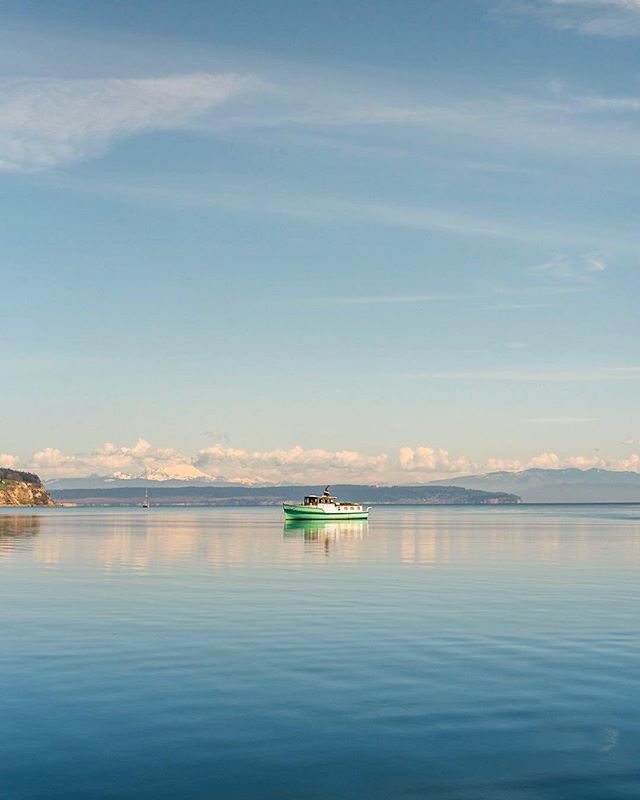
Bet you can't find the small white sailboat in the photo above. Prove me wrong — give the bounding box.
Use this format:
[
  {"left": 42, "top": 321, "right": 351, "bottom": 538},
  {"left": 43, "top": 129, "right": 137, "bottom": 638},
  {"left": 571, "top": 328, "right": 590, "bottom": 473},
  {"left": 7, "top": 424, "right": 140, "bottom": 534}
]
[{"left": 142, "top": 489, "right": 149, "bottom": 509}]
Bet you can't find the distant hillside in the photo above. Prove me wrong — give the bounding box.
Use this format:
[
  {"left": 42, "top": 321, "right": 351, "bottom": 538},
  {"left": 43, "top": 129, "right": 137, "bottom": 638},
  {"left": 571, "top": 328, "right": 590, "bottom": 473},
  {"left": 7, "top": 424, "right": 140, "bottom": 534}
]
[
  {"left": 49, "top": 483, "right": 520, "bottom": 507},
  {"left": 0, "top": 468, "right": 55, "bottom": 506},
  {"left": 433, "top": 468, "right": 640, "bottom": 503}
]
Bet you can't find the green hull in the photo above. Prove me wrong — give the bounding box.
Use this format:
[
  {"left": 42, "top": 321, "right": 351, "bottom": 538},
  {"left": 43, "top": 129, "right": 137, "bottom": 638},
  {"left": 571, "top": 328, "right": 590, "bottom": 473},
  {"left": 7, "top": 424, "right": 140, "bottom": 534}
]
[{"left": 283, "top": 503, "right": 369, "bottom": 520}]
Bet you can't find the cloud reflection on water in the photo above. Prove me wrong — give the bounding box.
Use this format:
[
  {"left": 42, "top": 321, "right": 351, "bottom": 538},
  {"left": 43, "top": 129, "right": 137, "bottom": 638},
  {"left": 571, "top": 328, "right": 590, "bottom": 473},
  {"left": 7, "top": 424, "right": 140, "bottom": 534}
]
[
  {"left": 0, "top": 507, "right": 639, "bottom": 574},
  {"left": 0, "top": 515, "right": 41, "bottom": 559}
]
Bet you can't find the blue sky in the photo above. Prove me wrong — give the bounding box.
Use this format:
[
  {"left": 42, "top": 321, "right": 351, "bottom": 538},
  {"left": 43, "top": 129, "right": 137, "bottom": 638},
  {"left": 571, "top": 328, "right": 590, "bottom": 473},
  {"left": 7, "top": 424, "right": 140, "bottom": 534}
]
[{"left": 1, "top": 0, "right": 640, "bottom": 483}]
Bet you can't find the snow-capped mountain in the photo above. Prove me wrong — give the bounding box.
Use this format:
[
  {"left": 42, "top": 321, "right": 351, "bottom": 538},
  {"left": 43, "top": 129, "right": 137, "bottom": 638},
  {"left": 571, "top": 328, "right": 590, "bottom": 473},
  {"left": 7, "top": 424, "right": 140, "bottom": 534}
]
[
  {"left": 137, "top": 464, "right": 212, "bottom": 482},
  {"left": 46, "top": 464, "right": 218, "bottom": 490}
]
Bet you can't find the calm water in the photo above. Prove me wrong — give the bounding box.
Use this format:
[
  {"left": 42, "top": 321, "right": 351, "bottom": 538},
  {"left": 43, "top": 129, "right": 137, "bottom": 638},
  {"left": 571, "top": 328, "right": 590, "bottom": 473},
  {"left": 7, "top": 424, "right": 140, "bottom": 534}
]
[{"left": 1, "top": 506, "right": 639, "bottom": 799}]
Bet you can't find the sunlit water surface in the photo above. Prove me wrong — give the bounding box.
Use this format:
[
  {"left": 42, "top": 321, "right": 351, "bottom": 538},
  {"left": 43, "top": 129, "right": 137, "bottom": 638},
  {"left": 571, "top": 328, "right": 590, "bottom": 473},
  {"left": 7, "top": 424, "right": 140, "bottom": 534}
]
[{"left": 1, "top": 505, "right": 639, "bottom": 799}]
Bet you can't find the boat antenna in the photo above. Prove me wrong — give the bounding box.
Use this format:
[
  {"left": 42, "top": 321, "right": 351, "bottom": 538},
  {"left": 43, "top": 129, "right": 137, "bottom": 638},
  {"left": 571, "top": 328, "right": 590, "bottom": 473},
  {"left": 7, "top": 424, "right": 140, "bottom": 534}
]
[{"left": 324, "top": 485, "right": 330, "bottom": 496}]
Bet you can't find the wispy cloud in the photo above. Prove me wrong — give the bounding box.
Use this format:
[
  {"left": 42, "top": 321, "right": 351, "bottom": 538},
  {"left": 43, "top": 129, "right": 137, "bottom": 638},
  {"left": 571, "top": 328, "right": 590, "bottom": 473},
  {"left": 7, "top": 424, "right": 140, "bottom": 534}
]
[
  {"left": 57, "top": 176, "right": 639, "bottom": 250},
  {"left": 58, "top": 178, "right": 558, "bottom": 243},
  {"left": 482, "top": 303, "right": 552, "bottom": 310},
  {"left": 5, "top": 64, "right": 640, "bottom": 179},
  {"left": 528, "top": 416, "right": 595, "bottom": 423},
  {"left": 585, "top": 252, "right": 607, "bottom": 272},
  {"left": 5, "top": 12, "right": 640, "bottom": 178},
  {"left": 494, "top": 0, "right": 640, "bottom": 37},
  {"left": 219, "top": 64, "right": 640, "bottom": 170},
  {"left": 406, "top": 367, "right": 640, "bottom": 382},
  {"left": 0, "top": 73, "right": 257, "bottom": 171},
  {"left": 531, "top": 252, "right": 608, "bottom": 282},
  {"left": 332, "top": 294, "right": 457, "bottom": 305}
]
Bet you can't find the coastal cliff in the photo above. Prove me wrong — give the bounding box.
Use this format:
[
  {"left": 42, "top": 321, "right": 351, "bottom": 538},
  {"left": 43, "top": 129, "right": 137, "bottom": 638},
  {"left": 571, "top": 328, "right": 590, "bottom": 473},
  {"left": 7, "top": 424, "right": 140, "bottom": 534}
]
[{"left": 0, "top": 468, "right": 55, "bottom": 506}]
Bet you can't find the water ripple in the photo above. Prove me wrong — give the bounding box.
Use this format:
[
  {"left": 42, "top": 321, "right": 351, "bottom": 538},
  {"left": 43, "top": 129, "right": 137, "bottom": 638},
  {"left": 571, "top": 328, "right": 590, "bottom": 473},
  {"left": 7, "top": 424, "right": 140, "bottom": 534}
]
[{"left": 1, "top": 506, "right": 639, "bottom": 798}]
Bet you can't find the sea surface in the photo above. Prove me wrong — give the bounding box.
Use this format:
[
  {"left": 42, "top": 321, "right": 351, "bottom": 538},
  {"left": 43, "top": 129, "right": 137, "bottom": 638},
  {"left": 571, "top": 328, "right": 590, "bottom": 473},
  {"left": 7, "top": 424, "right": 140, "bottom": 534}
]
[{"left": 1, "top": 505, "right": 639, "bottom": 799}]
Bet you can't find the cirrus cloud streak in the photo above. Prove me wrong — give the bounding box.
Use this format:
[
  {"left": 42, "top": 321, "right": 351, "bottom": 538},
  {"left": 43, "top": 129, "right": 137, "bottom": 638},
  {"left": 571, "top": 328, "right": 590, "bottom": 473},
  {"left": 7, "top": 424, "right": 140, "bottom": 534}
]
[
  {"left": 0, "top": 72, "right": 257, "bottom": 171},
  {"left": 494, "top": 0, "right": 640, "bottom": 37}
]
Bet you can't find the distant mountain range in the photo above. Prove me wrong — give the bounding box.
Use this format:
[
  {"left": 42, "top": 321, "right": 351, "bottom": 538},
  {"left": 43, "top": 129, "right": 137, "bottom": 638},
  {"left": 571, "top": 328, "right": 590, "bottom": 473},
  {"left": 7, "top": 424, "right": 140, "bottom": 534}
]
[
  {"left": 432, "top": 468, "right": 640, "bottom": 503},
  {"left": 45, "top": 468, "right": 640, "bottom": 504},
  {"left": 49, "top": 483, "right": 519, "bottom": 507}
]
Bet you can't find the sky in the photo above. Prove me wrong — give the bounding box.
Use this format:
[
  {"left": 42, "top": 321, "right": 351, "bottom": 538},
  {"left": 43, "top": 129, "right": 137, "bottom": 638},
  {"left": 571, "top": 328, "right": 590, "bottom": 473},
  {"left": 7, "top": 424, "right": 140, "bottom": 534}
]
[{"left": 1, "top": 0, "right": 640, "bottom": 484}]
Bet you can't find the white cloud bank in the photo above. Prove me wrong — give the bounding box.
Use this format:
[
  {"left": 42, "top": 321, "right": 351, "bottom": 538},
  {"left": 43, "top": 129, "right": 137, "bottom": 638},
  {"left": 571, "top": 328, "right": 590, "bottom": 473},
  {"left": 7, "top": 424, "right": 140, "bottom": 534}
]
[
  {"left": 194, "top": 445, "right": 388, "bottom": 484},
  {"left": 30, "top": 439, "right": 208, "bottom": 480},
  {"left": 398, "top": 446, "right": 640, "bottom": 475},
  {"left": 398, "top": 447, "right": 475, "bottom": 474},
  {"left": 4, "top": 439, "right": 640, "bottom": 483},
  {"left": 14, "top": 439, "right": 388, "bottom": 484},
  {"left": 0, "top": 72, "right": 256, "bottom": 171}
]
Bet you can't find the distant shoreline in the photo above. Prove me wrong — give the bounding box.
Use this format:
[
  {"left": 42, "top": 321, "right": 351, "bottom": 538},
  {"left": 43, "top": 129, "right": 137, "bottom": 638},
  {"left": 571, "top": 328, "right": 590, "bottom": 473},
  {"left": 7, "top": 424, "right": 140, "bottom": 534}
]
[{"left": 8, "top": 500, "right": 639, "bottom": 510}]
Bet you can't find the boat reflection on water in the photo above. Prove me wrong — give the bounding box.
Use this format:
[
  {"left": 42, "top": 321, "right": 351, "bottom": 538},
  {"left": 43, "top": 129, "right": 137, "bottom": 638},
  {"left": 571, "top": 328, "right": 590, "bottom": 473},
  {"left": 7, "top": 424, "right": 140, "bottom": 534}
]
[
  {"left": 284, "top": 518, "right": 367, "bottom": 540},
  {"left": 284, "top": 518, "right": 368, "bottom": 555}
]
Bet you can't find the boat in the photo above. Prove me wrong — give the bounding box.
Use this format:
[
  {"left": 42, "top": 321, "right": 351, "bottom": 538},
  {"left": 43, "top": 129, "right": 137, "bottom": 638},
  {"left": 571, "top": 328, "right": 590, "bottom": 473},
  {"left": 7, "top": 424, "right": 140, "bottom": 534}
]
[
  {"left": 142, "top": 489, "right": 149, "bottom": 509},
  {"left": 283, "top": 486, "right": 370, "bottom": 520}
]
